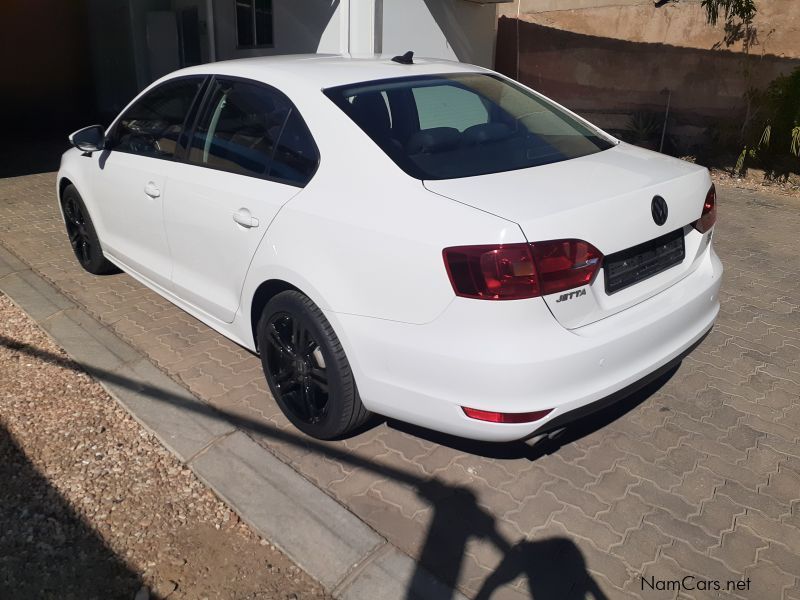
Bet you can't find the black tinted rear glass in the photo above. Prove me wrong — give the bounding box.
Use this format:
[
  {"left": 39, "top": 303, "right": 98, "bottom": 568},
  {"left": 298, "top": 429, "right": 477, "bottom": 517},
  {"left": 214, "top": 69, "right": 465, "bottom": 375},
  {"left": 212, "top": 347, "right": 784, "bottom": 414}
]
[{"left": 324, "top": 73, "right": 613, "bottom": 180}]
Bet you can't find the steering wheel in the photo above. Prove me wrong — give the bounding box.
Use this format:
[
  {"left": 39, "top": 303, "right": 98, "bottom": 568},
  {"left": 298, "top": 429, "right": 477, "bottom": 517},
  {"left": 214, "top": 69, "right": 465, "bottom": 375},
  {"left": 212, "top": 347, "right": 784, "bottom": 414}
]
[{"left": 127, "top": 132, "right": 163, "bottom": 156}]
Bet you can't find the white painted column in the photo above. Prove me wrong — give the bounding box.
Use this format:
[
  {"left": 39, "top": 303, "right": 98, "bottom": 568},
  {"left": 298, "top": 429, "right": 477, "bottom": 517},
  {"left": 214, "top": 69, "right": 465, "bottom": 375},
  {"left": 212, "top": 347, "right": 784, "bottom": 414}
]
[
  {"left": 339, "top": 0, "right": 351, "bottom": 54},
  {"left": 341, "top": 0, "right": 378, "bottom": 56}
]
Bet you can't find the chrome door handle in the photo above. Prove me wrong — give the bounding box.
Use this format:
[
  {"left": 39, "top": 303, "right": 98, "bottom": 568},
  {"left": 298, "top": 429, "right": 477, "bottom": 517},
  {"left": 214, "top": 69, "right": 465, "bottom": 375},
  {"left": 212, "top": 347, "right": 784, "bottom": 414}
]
[
  {"left": 144, "top": 181, "right": 161, "bottom": 198},
  {"left": 232, "top": 208, "right": 259, "bottom": 228}
]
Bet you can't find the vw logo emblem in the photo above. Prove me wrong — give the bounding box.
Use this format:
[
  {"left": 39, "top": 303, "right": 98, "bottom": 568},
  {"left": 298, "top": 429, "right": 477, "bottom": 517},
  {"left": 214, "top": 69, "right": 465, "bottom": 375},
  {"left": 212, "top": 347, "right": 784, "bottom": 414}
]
[{"left": 651, "top": 195, "right": 668, "bottom": 226}]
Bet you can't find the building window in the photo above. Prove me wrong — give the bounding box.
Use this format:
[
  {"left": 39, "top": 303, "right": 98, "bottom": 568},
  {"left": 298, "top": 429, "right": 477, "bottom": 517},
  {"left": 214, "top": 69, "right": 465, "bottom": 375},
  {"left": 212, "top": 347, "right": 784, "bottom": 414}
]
[{"left": 236, "top": 0, "right": 273, "bottom": 48}]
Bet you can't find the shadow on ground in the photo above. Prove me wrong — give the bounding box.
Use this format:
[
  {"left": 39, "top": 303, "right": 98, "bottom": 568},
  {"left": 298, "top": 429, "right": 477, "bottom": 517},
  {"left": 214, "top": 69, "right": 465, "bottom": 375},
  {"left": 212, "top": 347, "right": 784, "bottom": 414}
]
[
  {"left": 0, "top": 333, "right": 674, "bottom": 599},
  {"left": 0, "top": 421, "right": 140, "bottom": 599},
  {"left": 388, "top": 366, "right": 676, "bottom": 462}
]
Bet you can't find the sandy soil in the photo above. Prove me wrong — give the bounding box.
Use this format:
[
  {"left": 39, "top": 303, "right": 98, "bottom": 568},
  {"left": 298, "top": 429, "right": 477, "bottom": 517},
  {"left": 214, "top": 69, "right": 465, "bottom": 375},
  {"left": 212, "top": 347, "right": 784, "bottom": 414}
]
[
  {"left": 0, "top": 292, "right": 331, "bottom": 600},
  {"left": 710, "top": 167, "right": 800, "bottom": 199}
]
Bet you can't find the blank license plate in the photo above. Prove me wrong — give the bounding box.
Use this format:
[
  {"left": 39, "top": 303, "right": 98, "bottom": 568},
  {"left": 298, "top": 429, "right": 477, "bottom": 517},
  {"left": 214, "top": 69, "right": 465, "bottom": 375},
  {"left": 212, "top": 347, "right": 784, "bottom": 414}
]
[{"left": 604, "top": 229, "right": 685, "bottom": 294}]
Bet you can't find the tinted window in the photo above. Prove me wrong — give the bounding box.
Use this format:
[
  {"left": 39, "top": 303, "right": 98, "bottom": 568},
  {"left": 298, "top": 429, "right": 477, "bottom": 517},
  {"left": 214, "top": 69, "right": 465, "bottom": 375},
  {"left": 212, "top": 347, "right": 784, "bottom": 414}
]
[
  {"left": 254, "top": 0, "right": 273, "bottom": 46},
  {"left": 188, "top": 79, "right": 318, "bottom": 185},
  {"left": 113, "top": 78, "right": 203, "bottom": 158},
  {"left": 270, "top": 109, "right": 319, "bottom": 185},
  {"left": 236, "top": 0, "right": 273, "bottom": 48},
  {"left": 189, "top": 80, "right": 288, "bottom": 177},
  {"left": 324, "top": 74, "right": 614, "bottom": 180},
  {"left": 236, "top": 0, "right": 254, "bottom": 46},
  {"left": 412, "top": 85, "right": 488, "bottom": 132}
]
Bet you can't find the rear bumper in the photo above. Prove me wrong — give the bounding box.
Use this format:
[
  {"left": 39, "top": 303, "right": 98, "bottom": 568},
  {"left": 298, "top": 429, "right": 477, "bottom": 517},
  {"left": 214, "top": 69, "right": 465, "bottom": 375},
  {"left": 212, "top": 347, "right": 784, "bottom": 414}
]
[
  {"left": 533, "top": 327, "right": 710, "bottom": 437},
  {"left": 330, "top": 246, "right": 722, "bottom": 442}
]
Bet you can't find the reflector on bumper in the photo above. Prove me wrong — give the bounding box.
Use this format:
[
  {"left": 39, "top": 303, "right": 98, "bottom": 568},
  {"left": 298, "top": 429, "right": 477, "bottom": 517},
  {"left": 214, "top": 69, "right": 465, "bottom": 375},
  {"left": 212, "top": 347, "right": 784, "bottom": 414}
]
[{"left": 461, "top": 407, "right": 553, "bottom": 424}]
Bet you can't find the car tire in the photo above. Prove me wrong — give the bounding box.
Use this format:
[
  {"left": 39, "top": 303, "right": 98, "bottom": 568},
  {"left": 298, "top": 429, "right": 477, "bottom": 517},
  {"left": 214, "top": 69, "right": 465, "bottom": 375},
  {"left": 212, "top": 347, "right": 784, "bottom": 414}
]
[
  {"left": 61, "top": 184, "right": 119, "bottom": 275},
  {"left": 257, "top": 290, "right": 369, "bottom": 440}
]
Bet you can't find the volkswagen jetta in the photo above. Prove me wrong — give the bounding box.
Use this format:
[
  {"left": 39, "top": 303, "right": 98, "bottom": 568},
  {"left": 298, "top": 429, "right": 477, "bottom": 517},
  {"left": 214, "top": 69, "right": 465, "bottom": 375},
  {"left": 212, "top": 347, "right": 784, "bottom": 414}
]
[{"left": 57, "top": 54, "right": 722, "bottom": 441}]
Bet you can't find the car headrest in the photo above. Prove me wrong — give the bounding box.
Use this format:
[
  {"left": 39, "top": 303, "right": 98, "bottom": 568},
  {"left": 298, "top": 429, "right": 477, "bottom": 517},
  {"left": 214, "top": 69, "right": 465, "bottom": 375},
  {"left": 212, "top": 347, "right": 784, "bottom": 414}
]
[
  {"left": 462, "top": 123, "right": 512, "bottom": 145},
  {"left": 406, "top": 127, "right": 461, "bottom": 154}
]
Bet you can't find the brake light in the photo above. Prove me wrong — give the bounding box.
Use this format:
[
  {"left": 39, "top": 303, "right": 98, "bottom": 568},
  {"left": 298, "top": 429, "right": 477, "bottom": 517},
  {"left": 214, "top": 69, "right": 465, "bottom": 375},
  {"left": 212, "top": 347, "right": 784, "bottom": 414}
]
[
  {"left": 462, "top": 406, "right": 553, "bottom": 423},
  {"left": 443, "top": 239, "right": 602, "bottom": 300},
  {"left": 442, "top": 243, "right": 539, "bottom": 300},
  {"left": 531, "top": 239, "right": 603, "bottom": 296},
  {"left": 694, "top": 184, "right": 717, "bottom": 233}
]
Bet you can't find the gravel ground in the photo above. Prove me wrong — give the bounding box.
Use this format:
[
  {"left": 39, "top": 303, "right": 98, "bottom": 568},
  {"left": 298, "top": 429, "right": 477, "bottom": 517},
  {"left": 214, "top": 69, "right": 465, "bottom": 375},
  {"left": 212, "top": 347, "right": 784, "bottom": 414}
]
[
  {"left": 710, "top": 167, "right": 800, "bottom": 198},
  {"left": 0, "top": 292, "right": 331, "bottom": 600}
]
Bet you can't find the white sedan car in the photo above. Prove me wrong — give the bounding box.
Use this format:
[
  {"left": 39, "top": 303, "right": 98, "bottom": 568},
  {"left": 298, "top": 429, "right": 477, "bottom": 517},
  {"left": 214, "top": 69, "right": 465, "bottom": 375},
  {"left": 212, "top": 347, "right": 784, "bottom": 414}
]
[{"left": 58, "top": 54, "right": 722, "bottom": 442}]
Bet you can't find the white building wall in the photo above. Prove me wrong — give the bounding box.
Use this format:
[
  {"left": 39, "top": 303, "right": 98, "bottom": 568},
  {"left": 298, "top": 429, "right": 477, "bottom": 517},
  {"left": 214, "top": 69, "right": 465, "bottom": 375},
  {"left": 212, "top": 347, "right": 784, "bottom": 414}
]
[
  {"left": 380, "top": 0, "right": 496, "bottom": 67},
  {"left": 211, "top": 0, "right": 496, "bottom": 67},
  {"left": 317, "top": 6, "right": 341, "bottom": 53},
  {"left": 212, "top": 0, "right": 340, "bottom": 60}
]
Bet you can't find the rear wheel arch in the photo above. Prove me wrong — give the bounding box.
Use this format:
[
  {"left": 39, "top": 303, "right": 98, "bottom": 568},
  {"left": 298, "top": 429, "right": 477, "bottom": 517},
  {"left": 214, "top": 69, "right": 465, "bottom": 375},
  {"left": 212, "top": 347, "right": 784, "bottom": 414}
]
[
  {"left": 250, "top": 279, "right": 301, "bottom": 351},
  {"left": 256, "top": 288, "right": 370, "bottom": 439}
]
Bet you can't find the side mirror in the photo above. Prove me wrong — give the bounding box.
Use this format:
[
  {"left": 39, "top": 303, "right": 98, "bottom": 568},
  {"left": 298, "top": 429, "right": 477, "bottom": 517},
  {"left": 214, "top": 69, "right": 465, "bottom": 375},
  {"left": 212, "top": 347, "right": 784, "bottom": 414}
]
[{"left": 69, "top": 125, "right": 106, "bottom": 153}]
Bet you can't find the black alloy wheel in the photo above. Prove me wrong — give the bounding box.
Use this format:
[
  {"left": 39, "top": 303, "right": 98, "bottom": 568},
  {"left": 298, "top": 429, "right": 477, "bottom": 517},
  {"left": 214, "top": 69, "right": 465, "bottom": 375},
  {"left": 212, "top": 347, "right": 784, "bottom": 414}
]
[
  {"left": 264, "top": 311, "right": 330, "bottom": 425},
  {"left": 63, "top": 193, "right": 92, "bottom": 267},
  {"left": 61, "top": 185, "right": 119, "bottom": 275},
  {"left": 258, "top": 290, "right": 369, "bottom": 439}
]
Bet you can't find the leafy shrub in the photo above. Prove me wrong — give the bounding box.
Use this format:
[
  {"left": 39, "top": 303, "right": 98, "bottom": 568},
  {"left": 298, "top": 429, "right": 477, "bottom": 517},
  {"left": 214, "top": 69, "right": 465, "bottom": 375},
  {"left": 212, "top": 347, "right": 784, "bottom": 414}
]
[
  {"left": 625, "top": 112, "right": 663, "bottom": 148},
  {"left": 737, "top": 67, "right": 800, "bottom": 175}
]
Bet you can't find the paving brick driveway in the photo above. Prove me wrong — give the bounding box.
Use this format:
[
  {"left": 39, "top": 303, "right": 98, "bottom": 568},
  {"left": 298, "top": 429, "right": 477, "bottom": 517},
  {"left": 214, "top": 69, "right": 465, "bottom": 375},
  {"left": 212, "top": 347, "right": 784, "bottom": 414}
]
[{"left": 1, "top": 173, "right": 799, "bottom": 599}]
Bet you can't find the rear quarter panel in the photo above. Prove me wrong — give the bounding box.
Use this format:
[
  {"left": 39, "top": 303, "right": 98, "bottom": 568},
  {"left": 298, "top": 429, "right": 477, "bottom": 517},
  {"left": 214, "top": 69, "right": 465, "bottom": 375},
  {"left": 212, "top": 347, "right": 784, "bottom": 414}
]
[
  {"left": 240, "top": 82, "right": 525, "bottom": 323},
  {"left": 237, "top": 80, "right": 525, "bottom": 328},
  {"left": 241, "top": 165, "right": 524, "bottom": 327}
]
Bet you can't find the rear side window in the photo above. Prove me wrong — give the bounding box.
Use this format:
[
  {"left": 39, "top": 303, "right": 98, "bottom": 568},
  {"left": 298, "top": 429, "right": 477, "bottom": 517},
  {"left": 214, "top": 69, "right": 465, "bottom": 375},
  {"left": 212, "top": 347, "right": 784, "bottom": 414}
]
[
  {"left": 324, "top": 73, "right": 613, "bottom": 180},
  {"left": 112, "top": 77, "right": 204, "bottom": 159},
  {"left": 187, "top": 79, "right": 318, "bottom": 185},
  {"left": 269, "top": 110, "right": 319, "bottom": 185}
]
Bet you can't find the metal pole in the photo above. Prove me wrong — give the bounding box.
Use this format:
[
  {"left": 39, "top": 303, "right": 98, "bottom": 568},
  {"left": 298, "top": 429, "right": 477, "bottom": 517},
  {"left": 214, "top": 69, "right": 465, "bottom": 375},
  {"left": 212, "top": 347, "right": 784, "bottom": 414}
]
[
  {"left": 659, "top": 89, "right": 671, "bottom": 153},
  {"left": 206, "top": 0, "right": 216, "bottom": 62}
]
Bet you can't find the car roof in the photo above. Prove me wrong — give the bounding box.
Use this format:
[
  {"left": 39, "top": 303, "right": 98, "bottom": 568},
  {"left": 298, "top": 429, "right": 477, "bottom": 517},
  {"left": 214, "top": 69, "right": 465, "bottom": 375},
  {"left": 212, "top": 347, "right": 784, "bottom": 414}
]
[{"left": 171, "top": 53, "right": 488, "bottom": 91}]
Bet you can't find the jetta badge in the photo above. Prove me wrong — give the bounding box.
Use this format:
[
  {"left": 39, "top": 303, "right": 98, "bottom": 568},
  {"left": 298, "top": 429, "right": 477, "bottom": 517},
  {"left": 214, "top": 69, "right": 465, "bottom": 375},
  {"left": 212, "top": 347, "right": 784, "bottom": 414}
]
[
  {"left": 556, "top": 288, "right": 587, "bottom": 303},
  {"left": 651, "top": 195, "right": 668, "bottom": 226}
]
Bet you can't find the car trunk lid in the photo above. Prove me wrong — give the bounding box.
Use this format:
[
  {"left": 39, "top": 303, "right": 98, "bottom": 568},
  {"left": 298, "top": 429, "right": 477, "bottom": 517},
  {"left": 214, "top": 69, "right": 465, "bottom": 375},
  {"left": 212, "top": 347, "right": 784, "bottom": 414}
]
[{"left": 424, "top": 143, "right": 713, "bottom": 329}]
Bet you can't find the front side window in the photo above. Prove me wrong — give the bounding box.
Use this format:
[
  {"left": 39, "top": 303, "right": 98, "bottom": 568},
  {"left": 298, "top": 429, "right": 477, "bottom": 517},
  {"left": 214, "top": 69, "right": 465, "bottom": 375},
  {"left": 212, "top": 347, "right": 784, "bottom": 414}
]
[
  {"left": 187, "top": 79, "right": 318, "bottom": 185},
  {"left": 324, "top": 73, "right": 614, "bottom": 180},
  {"left": 112, "top": 77, "right": 204, "bottom": 159},
  {"left": 236, "top": 0, "right": 273, "bottom": 48}
]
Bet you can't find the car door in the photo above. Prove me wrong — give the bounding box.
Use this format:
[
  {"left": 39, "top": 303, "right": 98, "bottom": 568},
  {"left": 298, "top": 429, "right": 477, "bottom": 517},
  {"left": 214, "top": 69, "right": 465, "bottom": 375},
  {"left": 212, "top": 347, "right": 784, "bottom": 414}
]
[
  {"left": 94, "top": 76, "right": 206, "bottom": 288},
  {"left": 163, "top": 77, "right": 319, "bottom": 323}
]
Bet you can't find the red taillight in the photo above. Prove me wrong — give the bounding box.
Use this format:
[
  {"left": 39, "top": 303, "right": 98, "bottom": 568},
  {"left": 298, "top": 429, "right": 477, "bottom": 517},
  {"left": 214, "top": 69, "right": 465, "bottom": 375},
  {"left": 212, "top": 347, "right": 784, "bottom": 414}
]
[
  {"left": 531, "top": 239, "right": 603, "bottom": 296},
  {"left": 443, "top": 239, "right": 602, "bottom": 300},
  {"left": 462, "top": 406, "right": 553, "bottom": 423},
  {"left": 694, "top": 184, "right": 717, "bottom": 233},
  {"left": 443, "top": 243, "right": 539, "bottom": 300}
]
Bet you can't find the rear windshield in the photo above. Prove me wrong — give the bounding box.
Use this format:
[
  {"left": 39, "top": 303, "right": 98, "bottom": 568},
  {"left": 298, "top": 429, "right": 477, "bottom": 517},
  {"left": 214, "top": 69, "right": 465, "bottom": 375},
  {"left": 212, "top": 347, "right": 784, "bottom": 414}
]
[{"left": 324, "top": 73, "right": 614, "bottom": 180}]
